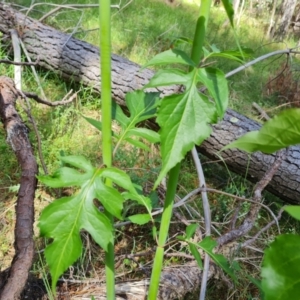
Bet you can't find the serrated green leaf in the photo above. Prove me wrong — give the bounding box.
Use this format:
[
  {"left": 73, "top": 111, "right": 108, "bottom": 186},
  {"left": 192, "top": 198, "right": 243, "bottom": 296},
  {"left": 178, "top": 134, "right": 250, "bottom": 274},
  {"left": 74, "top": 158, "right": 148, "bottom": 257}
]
[
  {"left": 112, "top": 91, "right": 160, "bottom": 152},
  {"left": 94, "top": 178, "right": 124, "bottom": 219},
  {"left": 82, "top": 115, "right": 118, "bottom": 138},
  {"left": 209, "top": 44, "right": 221, "bottom": 53},
  {"left": 186, "top": 224, "right": 198, "bottom": 239},
  {"left": 189, "top": 243, "right": 203, "bottom": 269},
  {"left": 206, "top": 52, "right": 244, "bottom": 63},
  {"left": 45, "top": 235, "right": 82, "bottom": 291},
  {"left": 112, "top": 102, "right": 130, "bottom": 127},
  {"left": 60, "top": 155, "right": 94, "bottom": 172},
  {"left": 123, "top": 191, "right": 152, "bottom": 213},
  {"left": 39, "top": 191, "right": 113, "bottom": 291},
  {"left": 155, "top": 83, "right": 216, "bottom": 187},
  {"left": 223, "top": 109, "right": 300, "bottom": 154},
  {"left": 198, "top": 236, "right": 237, "bottom": 282},
  {"left": 100, "top": 167, "right": 136, "bottom": 192},
  {"left": 221, "top": 0, "right": 235, "bottom": 27},
  {"left": 145, "top": 69, "right": 192, "bottom": 88},
  {"left": 38, "top": 167, "right": 91, "bottom": 188},
  {"left": 125, "top": 91, "right": 160, "bottom": 123},
  {"left": 128, "top": 213, "right": 151, "bottom": 225},
  {"left": 149, "top": 191, "right": 159, "bottom": 208},
  {"left": 284, "top": 206, "right": 300, "bottom": 221},
  {"left": 172, "top": 36, "right": 193, "bottom": 47},
  {"left": 197, "top": 67, "right": 228, "bottom": 117},
  {"left": 38, "top": 158, "right": 143, "bottom": 291},
  {"left": 82, "top": 115, "right": 103, "bottom": 131},
  {"left": 262, "top": 234, "right": 300, "bottom": 300},
  {"left": 146, "top": 66, "right": 228, "bottom": 188},
  {"left": 206, "top": 48, "right": 253, "bottom": 61},
  {"left": 125, "top": 137, "right": 151, "bottom": 151},
  {"left": 142, "top": 48, "right": 196, "bottom": 69},
  {"left": 177, "top": 235, "right": 185, "bottom": 241},
  {"left": 127, "top": 128, "right": 160, "bottom": 143}
]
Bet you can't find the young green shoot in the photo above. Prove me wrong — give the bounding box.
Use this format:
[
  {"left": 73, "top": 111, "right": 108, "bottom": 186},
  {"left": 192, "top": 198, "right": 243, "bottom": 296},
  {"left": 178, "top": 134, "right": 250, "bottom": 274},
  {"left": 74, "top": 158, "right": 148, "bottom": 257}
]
[{"left": 98, "top": 0, "right": 115, "bottom": 298}]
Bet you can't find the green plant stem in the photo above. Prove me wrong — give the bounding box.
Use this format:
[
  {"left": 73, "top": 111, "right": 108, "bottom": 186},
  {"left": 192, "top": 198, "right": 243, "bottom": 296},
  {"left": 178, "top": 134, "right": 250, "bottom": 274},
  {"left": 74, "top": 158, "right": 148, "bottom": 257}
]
[
  {"left": 99, "top": 1, "right": 115, "bottom": 299},
  {"left": 192, "top": 2, "right": 212, "bottom": 300},
  {"left": 148, "top": 163, "right": 181, "bottom": 300},
  {"left": 190, "top": 0, "right": 212, "bottom": 67}
]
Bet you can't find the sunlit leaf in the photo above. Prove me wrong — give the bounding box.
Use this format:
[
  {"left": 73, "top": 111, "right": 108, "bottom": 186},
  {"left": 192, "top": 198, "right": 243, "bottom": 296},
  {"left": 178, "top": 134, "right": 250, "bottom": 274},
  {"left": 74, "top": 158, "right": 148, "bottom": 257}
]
[
  {"left": 205, "top": 48, "right": 253, "bottom": 62},
  {"left": 38, "top": 167, "right": 91, "bottom": 188},
  {"left": 124, "top": 137, "right": 151, "bottom": 151},
  {"left": 284, "top": 206, "right": 300, "bottom": 221},
  {"left": 221, "top": 0, "right": 234, "bottom": 27},
  {"left": 127, "top": 128, "right": 160, "bottom": 143},
  {"left": 123, "top": 191, "right": 152, "bottom": 213},
  {"left": 82, "top": 115, "right": 103, "bottom": 131},
  {"left": 186, "top": 224, "right": 198, "bottom": 239},
  {"left": 197, "top": 67, "right": 228, "bottom": 117},
  {"left": 262, "top": 234, "right": 300, "bottom": 300},
  {"left": 223, "top": 109, "right": 300, "bottom": 154},
  {"left": 189, "top": 243, "right": 203, "bottom": 268},
  {"left": 38, "top": 156, "right": 146, "bottom": 291},
  {"left": 60, "top": 155, "right": 94, "bottom": 172},
  {"left": 144, "top": 69, "right": 192, "bottom": 88},
  {"left": 142, "top": 48, "right": 196, "bottom": 69},
  {"left": 39, "top": 191, "right": 113, "bottom": 291},
  {"left": 154, "top": 68, "right": 217, "bottom": 187},
  {"left": 112, "top": 91, "right": 160, "bottom": 150},
  {"left": 128, "top": 213, "right": 151, "bottom": 225}
]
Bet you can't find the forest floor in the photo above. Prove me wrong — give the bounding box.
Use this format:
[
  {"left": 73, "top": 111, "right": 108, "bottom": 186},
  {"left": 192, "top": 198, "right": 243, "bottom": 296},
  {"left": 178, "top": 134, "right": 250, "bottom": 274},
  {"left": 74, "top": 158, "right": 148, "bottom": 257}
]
[{"left": 1, "top": 0, "right": 300, "bottom": 299}]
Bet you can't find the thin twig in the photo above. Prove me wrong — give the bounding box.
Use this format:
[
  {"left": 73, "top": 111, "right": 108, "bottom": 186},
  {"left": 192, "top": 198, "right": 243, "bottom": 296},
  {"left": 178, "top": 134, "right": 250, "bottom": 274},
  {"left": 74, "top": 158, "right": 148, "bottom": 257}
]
[
  {"left": 23, "top": 91, "right": 77, "bottom": 106},
  {"left": 242, "top": 207, "right": 285, "bottom": 248},
  {"left": 18, "top": 90, "right": 48, "bottom": 175},
  {"left": 114, "top": 185, "right": 280, "bottom": 230},
  {"left": 24, "top": 3, "right": 119, "bottom": 20},
  {"left": 225, "top": 48, "right": 300, "bottom": 79},
  {"left": 190, "top": 147, "right": 211, "bottom": 300},
  {"left": 0, "top": 59, "right": 39, "bottom": 66},
  {"left": 62, "top": 11, "right": 84, "bottom": 49},
  {"left": 19, "top": 38, "right": 47, "bottom": 100},
  {"left": 252, "top": 102, "right": 270, "bottom": 121},
  {"left": 217, "top": 148, "right": 287, "bottom": 247}
]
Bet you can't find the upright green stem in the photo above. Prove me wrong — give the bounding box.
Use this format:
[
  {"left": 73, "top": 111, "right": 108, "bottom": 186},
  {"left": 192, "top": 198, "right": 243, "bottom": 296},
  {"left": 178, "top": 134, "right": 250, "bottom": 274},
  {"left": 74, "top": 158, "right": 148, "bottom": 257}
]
[
  {"left": 148, "top": 163, "right": 181, "bottom": 300},
  {"left": 99, "top": 1, "right": 115, "bottom": 299},
  {"left": 148, "top": 1, "right": 212, "bottom": 299},
  {"left": 191, "top": 2, "right": 212, "bottom": 300}
]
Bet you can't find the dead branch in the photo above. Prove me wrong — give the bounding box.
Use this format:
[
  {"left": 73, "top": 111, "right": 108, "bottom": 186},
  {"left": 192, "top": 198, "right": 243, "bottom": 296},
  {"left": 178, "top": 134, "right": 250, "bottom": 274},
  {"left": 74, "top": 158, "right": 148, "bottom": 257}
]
[
  {"left": 22, "top": 90, "right": 77, "bottom": 106},
  {"left": 217, "top": 148, "right": 287, "bottom": 247},
  {"left": 0, "top": 76, "right": 38, "bottom": 300},
  {"left": 0, "top": 59, "right": 39, "bottom": 66}
]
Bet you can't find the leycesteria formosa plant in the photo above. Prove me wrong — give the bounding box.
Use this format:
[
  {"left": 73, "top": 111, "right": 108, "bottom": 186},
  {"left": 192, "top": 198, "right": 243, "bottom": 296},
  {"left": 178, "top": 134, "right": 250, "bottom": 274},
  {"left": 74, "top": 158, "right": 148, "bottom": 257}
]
[{"left": 38, "top": 0, "right": 244, "bottom": 299}]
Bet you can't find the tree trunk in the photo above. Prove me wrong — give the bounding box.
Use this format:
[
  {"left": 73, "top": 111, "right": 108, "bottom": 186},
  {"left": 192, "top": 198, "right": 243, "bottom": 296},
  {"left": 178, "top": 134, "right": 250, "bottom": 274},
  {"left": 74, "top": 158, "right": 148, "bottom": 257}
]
[
  {"left": 274, "top": 0, "right": 297, "bottom": 40},
  {"left": 0, "top": 4, "right": 300, "bottom": 205},
  {"left": 267, "top": 0, "right": 279, "bottom": 38}
]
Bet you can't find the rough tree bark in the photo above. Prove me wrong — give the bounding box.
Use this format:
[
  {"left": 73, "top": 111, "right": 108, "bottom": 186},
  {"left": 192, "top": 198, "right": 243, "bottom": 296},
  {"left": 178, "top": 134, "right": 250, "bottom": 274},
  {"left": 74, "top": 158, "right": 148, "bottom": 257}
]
[
  {"left": 0, "top": 77, "right": 38, "bottom": 299},
  {"left": 274, "top": 0, "right": 297, "bottom": 40},
  {"left": 0, "top": 3, "right": 300, "bottom": 204}
]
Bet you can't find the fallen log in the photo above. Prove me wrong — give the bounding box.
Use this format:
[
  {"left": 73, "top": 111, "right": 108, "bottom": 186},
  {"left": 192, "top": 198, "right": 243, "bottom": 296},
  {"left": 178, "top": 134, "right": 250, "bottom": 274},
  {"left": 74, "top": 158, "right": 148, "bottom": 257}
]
[
  {"left": 0, "top": 4, "right": 299, "bottom": 206},
  {"left": 0, "top": 76, "right": 38, "bottom": 300}
]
